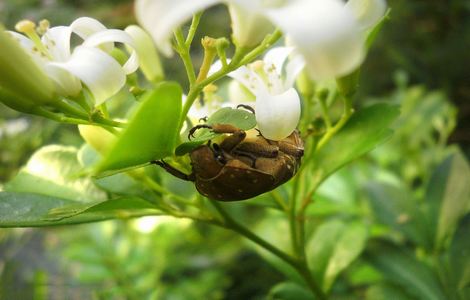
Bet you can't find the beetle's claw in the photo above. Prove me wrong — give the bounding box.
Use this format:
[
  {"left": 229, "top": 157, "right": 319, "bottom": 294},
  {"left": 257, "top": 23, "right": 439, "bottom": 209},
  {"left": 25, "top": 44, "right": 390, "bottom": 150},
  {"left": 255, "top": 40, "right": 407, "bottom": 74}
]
[
  {"left": 237, "top": 104, "right": 255, "bottom": 115},
  {"left": 188, "top": 124, "right": 212, "bottom": 140},
  {"left": 199, "top": 116, "right": 208, "bottom": 123}
]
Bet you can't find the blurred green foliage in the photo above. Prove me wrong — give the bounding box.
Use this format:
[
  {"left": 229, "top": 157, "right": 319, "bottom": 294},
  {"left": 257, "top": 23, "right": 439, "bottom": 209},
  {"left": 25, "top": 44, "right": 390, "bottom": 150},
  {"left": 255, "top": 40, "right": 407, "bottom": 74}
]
[{"left": 1, "top": 0, "right": 469, "bottom": 299}]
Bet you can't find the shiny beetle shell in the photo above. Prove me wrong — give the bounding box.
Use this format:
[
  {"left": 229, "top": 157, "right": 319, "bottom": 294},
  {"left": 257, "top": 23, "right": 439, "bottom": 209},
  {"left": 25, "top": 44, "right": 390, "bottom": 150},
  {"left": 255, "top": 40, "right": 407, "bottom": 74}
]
[{"left": 189, "top": 128, "right": 304, "bottom": 201}]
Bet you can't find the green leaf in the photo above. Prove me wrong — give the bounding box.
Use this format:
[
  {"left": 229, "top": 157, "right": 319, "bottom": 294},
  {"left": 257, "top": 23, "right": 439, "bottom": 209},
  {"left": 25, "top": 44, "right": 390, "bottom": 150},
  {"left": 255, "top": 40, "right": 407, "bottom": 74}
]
[
  {"left": 323, "top": 222, "right": 368, "bottom": 291},
  {"left": 268, "top": 282, "right": 314, "bottom": 300},
  {"left": 366, "top": 240, "right": 447, "bottom": 300},
  {"left": 175, "top": 107, "right": 256, "bottom": 155},
  {"left": 449, "top": 214, "right": 470, "bottom": 294},
  {"left": 307, "top": 219, "right": 345, "bottom": 286},
  {"left": 366, "top": 8, "right": 392, "bottom": 48},
  {"left": 425, "top": 150, "right": 470, "bottom": 249},
  {"left": 365, "top": 284, "right": 414, "bottom": 300},
  {"left": 96, "top": 82, "right": 182, "bottom": 172},
  {"left": 5, "top": 145, "right": 106, "bottom": 202},
  {"left": 365, "top": 182, "right": 431, "bottom": 248},
  {"left": 307, "top": 220, "right": 368, "bottom": 291},
  {"left": 0, "top": 192, "right": 161, "bottom": 227},
  {"left": 311, "top": 103, "right": 400, "bottom": 189}
]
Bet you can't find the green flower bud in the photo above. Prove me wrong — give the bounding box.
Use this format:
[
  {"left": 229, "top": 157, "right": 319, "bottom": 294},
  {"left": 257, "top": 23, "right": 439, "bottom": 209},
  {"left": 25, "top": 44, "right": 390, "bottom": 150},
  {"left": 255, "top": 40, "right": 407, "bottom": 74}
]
[
  {"left": 0, "top": 24, "right": 56, "bottom": 104},
  {"left": 0, "top": 87, "right": 36, "bottom": 113},
  {"left": 78, "top": 125, "right": 116, "bottom": 155}
]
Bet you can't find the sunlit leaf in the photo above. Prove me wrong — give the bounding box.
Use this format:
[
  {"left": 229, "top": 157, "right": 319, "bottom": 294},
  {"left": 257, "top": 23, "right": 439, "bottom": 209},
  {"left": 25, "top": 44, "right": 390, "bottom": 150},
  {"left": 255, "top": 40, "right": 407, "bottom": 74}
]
[
  {"left": 96, "top": 82, "right": 182, "bottom": 172},
  {"left": 5, "top": 145, "right": 106, "bottom": 202},
  {"left": 0, "top": 192, "right": 161, "bottom": 227}
]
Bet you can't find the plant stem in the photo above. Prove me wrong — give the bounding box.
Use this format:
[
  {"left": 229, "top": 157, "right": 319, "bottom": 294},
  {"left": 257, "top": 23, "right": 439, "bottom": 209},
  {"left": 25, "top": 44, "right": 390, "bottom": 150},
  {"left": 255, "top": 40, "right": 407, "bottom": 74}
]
[
  {"left": 185, "top": 13, "right": 202, "bottom": 47},
  {"left": 210, "top": 200, "right": 326, "bottom": 300},
  {"left": 175, "top": 28, "right": 197, "bottom": 86},
  {"left": 316, "top": 94, "right": 354, "bottom": 150}
]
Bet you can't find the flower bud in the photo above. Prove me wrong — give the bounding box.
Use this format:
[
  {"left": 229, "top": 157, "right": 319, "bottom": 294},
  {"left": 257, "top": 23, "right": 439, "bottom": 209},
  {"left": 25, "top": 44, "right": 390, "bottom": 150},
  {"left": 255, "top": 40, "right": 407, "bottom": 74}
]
[
  {"left": 0, "top": 25, "right": 56, "bottom": 104},
  {"left": 228, "top": 3, "right": 274, "bottom": 48},
  {"left": 0, "top": 87, "right": 36, "bottom": 113},
  {"left": 78, "top": 125, "right": 116, "bottom": 155}
]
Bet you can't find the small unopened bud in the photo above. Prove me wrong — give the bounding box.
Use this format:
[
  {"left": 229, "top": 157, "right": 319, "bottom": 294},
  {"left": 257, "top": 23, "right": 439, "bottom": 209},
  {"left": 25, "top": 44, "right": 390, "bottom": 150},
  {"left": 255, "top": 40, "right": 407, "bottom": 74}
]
[
  {"left": 201, "top": 36, "right": 217, "bottom": 51},
  {"left": 203, "top": 84, "right": 218, "bottom": 94}
]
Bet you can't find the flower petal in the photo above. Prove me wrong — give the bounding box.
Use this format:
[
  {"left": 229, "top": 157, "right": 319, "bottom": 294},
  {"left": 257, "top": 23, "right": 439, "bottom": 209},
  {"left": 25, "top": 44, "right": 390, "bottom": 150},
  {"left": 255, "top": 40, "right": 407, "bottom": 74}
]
[
  {"left": 263, "top": 46, "right": 294, "bottom": 73},
  {"left": 50, "top": 46, "right": 126, "bottom": 106},
  {"left": 135, "top": 0, "right": 220, "bottom": 56},
  {"left": 44, "top": 63, "right": 82, "bottom": 97},
  {"left": 255, "top": 87, "right": 301, "bottom": 141},
  {"left": 70, "top": 17, "right": 113, "bottom": 52},
  {"left": 82, "top": 29, "right": 139, "bottom": 74},
  {"left": 228, "top": 3, "right": 274, "bottom": 47},
  {"left": 345, "top": 0, "right": 387, "bottom": 30},
  {"left": 125, "top": 25, "right": 164, "bottom": 82},
  {"left": 265, "top": 0, "right": 365, "bottom": 80},
  {"left": 41, "top": 26, "right": 72, "bottom": 62},
  {"left": 284, "top": 53, "right": 305, "bottom": 90}
]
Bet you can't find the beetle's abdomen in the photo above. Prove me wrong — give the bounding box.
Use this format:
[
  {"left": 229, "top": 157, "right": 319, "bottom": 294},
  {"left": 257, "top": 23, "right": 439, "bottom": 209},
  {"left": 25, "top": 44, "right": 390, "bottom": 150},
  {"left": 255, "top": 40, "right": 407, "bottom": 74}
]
[{"left": 195, "top": 159, "right": 275, "bottom": 201}]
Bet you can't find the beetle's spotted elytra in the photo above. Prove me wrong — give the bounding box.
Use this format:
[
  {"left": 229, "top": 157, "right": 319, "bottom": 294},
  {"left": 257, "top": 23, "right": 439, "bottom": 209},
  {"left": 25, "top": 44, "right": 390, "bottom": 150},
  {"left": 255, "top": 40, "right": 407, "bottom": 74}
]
[{"left": 154, "top": 108, "right": 304, "bottom": 201}]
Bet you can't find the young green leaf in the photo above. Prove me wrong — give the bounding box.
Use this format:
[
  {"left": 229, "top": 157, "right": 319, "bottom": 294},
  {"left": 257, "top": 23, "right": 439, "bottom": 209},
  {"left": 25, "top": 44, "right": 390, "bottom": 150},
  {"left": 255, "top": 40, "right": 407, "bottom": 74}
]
[
  {"left": 175, "top": 107, "right": 256, "bottom": 155},
  {"left": 449, "top": 215, "right": 470, "bottom": 296},
  {"left": 268, "top": 282, "right": 313, "bottom": 300},
  {"left": 425, "top": 150, "right": 470, "bottom": 249},
  {"left": 365, "top": 284, "right": 414, "bottom": 300},
  {"left": 311, "top": 103, "right": 400, "bottom": 189},
  {"left": 96, "top": 82, "right": 182, "bottom": 173}
]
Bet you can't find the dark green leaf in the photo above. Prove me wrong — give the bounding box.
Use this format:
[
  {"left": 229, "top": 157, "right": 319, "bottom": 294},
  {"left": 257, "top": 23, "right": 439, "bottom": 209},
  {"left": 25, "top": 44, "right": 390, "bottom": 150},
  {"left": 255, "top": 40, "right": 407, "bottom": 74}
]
[
  {"left": 425, "top": 150, "right": 470, "bottom": 249},
  {"left": 449, "top": 214, "right": 470, "bottom": 294},
  {"left": 268, "top": 282, "right": 314, "bottom": 300},
  {"left": 5, "top": 145, "right": 105, "bottom": 202},
  {"left": 365, "top": 182, "right": 431, "bottom": 248},
  {"left": 96, "top": 82, "right": 182, "bottom": 172},
  {"left": 0, "top": 192, "right": 161, "bottom": 227},
  {"left": 311, "top": 103, "right": 400, "bottom": 189},
  {"left": 366, "top": 240, "right": 447, "bottom": 300},
  {"left": 175, "top": 107, "right": 256, "bottom": 155}
]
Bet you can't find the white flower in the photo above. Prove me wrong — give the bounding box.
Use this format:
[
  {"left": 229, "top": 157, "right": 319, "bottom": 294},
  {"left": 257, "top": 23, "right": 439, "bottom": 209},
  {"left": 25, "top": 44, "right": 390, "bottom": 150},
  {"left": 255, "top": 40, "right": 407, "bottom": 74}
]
[
  {"left": 8, "top": 17, "right": 139, "bottom": 106},
  {"left": 135, "top": 0, "right": 386, "bottom": 80},
  {"left": 211, "top": 47, "right": 304, "bottom": 140}
]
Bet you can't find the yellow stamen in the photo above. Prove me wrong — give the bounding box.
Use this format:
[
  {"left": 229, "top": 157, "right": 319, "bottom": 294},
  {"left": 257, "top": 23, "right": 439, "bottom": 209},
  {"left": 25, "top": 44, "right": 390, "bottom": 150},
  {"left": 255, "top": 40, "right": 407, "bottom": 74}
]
[
  {"left": 37, "top": 19, "right": 50, "bottom": 35},
  {"left": 15, "top": 19, "right": 51, "bottom": 59}
]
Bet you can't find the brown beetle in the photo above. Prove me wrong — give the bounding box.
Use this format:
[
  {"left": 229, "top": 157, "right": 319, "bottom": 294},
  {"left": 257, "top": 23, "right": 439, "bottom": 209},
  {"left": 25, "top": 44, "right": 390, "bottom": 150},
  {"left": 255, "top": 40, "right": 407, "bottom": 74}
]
[{"left": 154, "top": 123, "right": 304, "bottom": 201}]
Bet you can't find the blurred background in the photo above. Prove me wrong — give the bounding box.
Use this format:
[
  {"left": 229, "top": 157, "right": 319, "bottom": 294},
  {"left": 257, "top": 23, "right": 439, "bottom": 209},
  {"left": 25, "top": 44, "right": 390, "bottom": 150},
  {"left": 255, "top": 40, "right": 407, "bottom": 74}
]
[{"left": 0, "top": 0, "right": 469, "bottom": 299}]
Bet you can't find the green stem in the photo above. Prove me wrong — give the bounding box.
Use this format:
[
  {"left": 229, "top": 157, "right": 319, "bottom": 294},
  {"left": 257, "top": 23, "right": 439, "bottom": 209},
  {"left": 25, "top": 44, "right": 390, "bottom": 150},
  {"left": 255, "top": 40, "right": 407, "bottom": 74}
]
[
  {"left": 185, "top": 13, "right": 202, "bottom": 47},
  {"left": 175, "top": 28, "right": 197, "bottom": 87},
  {"left": 316, "top": 95, "right": 354, "bottom": 150},
  {"left": 178, "top": 29, "right": 283, "bottom": 131},
  {"left": 210, "top": 200, "right": 326, "bottom": 300}
]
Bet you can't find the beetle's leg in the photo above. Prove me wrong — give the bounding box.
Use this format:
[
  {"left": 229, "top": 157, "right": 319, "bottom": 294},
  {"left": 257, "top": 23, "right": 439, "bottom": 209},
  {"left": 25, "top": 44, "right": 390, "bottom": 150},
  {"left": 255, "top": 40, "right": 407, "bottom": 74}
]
[
  {"left": 234, "top": 140, "right": 279, "bottom": 158},
  {"left": 199, "top": 116, "right": 208, "bottom": 123},
  {"left": 234, "top": 152, "right": 258, "bottom": 168},
  {"left": 152, "top": 160, "right": 195, "bottom": 181},
  {"left": 212, "top": 143, "right": 227, "bottom": 164},
  {"left": 236, "top": 104, "right": 255, "bottom": 114},
  {"left": 188, "top": 124, "right": 212, "bottom": 140},
  {"left": 212, "top": 124, "right": 247, "bottom": 152},
  {"left": 278, "top": 141, "right": 304, "bottom": 159}
]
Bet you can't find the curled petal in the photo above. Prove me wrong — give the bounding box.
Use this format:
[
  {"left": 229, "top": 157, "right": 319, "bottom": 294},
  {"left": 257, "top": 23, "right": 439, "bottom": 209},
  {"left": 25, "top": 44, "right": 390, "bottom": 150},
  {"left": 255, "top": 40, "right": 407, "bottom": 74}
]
[
  {"left": 50, "top": 46, "right": 126, "bottom": 106},
  {"left": 70, "top": 17, "right": 113, "bottom": 52},
  {"left": 125, "top": 25, "right": 164, "bottom": 82},
  {"left": 265, "top": 0, "right": 365, "bottom": 80},
  {"left": 255, "top": 88, "right": 301, "bottom": 141},
  {"left": 82, "top": 29, "right": 139, "bottom": 74},
  {"left": 284, "top": 54, "right": 305, "bottom": 90},
  {"left": 345, "top": 0, "right": 387, "bottom": 30},
  {"left": 44, "top": 63, "right": 82, "bottom": 97},
  {"left": 135, "top": 0, "right": 220, "bottom": 56}
]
